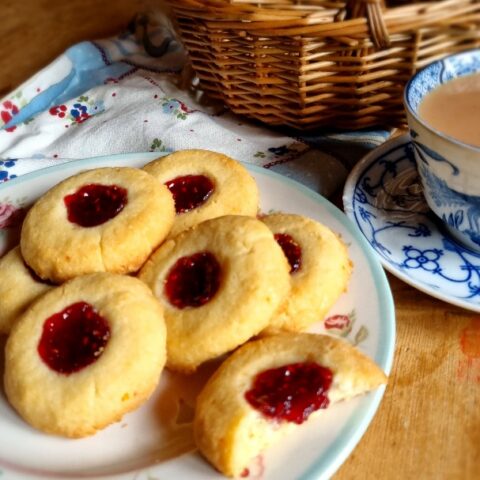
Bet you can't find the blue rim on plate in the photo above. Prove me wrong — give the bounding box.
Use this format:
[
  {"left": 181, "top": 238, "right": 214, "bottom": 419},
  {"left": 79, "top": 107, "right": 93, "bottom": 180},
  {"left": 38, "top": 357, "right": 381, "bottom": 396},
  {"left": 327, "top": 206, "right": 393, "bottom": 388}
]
[
  {"left": 343, "top": 133, "right": 480, "bottom": 312},
  {"left": 0, "top": 152, "right": 395, "bottom": 480}
]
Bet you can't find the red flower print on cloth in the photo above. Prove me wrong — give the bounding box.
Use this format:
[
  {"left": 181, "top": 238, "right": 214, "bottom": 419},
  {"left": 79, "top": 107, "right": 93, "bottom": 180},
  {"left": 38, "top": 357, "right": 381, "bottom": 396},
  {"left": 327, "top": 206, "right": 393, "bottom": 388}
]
[
  {"left": 0, "top": 203, "right": 25, "bottom": 229},
  {"left": 1, "top": 101, "right": 20, "bottom": 132},
  {"left": 49, "top": 97, "right": 104, "bottom": 126},
  {"left": 49, "top": 105, "right": 68, "bottom": 118}
]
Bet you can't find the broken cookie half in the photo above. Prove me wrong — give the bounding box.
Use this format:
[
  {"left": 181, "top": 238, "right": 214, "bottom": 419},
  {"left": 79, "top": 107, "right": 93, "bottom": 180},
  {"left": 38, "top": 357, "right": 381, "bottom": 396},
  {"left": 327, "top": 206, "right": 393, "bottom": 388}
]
[{"left": 194, "top": 332, "right": 387, "bottom": 477}]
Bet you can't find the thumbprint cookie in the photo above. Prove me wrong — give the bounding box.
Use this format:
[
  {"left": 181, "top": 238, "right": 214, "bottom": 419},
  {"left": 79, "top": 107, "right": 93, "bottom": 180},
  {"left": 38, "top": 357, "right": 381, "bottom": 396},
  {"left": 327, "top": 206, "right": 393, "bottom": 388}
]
[
  {"left": 0, "top": 246, "right": 53, "bottom": 335},
  {"left": 143, "top": 150, "right": 259, "bottom": 237},
  {"left": 261, "top": 213, "right": 352, "bottom": 333},
  {"left": 4, "top": 273, "right": 167, "bottom": 437},
  {"left": 20, "top": 167, "right": 175, "bottom": 283},
  {"left": 194, "top": 333, "right": 387, "bottom": 477},
  {"left": 138, "top": 215, "right": 290, "bottom": 373}
]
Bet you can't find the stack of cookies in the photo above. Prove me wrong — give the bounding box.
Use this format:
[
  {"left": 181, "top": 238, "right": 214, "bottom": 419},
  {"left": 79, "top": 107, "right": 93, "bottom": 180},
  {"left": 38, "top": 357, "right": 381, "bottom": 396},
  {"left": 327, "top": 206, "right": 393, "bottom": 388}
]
[{"left": 0, "top": 149, "right": 386, "bottom": 476}]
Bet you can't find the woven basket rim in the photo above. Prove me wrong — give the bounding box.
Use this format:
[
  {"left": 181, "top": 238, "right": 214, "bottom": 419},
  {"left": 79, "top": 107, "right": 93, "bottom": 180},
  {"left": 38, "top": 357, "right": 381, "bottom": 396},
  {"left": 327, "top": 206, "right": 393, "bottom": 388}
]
[{"left": 169, "top": 0, "right": 480, "bottom": 130}]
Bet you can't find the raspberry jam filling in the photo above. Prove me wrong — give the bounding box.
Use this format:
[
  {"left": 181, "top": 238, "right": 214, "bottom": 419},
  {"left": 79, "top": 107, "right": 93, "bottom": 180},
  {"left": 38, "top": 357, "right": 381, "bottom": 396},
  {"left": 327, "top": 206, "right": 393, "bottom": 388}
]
[
  {"left": 64, "top": 183, "right": 128, "bottom": 227},
  {"left": 245, "top": 362, "right": 333, "bottom": 424},
  {"left": 38, "top": 302, "right": 110, "bottom": 374},
  {"left": 165, "top": 175, "right": 214, "bottom": 214},
  {"left": 165, "top": 252, "right": 221, "bottom": 308},
  {"left": 274, "top": 233, "right": 302, "bottom": 273}
]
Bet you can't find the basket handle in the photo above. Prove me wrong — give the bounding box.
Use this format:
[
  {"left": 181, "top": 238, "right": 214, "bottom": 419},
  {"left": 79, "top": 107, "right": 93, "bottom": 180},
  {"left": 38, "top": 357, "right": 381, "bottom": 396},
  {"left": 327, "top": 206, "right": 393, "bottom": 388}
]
[{"left": 346, "top": 0, "right": 390, "bottom": 48}]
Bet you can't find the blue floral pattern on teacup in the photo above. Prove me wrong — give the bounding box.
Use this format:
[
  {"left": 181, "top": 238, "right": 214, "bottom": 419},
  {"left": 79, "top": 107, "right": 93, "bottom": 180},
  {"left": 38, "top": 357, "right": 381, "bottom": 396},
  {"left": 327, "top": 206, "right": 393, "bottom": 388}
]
[{"left": 416, "top": 158, "right": 480, "bottom": 249}]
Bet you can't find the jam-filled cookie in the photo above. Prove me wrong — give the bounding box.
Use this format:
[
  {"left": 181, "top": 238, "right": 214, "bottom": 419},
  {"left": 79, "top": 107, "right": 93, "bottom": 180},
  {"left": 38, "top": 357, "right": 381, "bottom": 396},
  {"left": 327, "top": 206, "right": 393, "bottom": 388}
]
[
  {"left": 21, "top": 167, "right": 175, "bottom": 283},
  {"left": 194, "top": 333, "right": 387, "bottom": 477},
  {"left": 261, "top": 213, "right": 352, "bottom": 333},
  {"left": 143, "top": 150, "right": 259, "bottom": 237},
  {"left": 0, "top": 246, "right": 53, "bottom": 335},
  {"left": 138, "top": 215, "right": 290, "bottom": 373},
  {"left": 4, "top": 273, "right": 167, "bottom": 438}
]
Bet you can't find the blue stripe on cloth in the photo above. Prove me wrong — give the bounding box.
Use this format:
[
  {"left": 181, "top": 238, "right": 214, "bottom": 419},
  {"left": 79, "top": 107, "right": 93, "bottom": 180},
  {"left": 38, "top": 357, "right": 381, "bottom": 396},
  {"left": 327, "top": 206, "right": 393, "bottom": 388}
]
[{"left": 1, "top": 42, "right": 134, "bottom": 130}]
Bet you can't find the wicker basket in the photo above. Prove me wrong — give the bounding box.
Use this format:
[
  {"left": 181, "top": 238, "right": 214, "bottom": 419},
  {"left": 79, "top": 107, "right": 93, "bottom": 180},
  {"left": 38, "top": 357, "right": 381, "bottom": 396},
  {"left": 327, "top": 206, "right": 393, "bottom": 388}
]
[{"left": 168, "top": 0, "right": 480, "bottom": 130}]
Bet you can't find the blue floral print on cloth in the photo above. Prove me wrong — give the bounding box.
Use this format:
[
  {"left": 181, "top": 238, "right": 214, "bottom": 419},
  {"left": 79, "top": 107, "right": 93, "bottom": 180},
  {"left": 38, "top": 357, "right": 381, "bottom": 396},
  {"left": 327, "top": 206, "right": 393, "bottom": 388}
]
[{"left": 0, "top": 11, "right": 391, "bottom": 197}]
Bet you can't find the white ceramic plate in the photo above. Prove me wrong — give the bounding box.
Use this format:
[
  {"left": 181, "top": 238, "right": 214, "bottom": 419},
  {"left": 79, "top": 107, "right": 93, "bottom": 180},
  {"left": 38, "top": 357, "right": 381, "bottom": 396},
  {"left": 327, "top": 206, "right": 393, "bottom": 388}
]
[
  {"left": 343, "top": 133, "right": 480, "bottom": 312},
  {"left": 0, "top": 152, "right": 394, "bottom": 480}
]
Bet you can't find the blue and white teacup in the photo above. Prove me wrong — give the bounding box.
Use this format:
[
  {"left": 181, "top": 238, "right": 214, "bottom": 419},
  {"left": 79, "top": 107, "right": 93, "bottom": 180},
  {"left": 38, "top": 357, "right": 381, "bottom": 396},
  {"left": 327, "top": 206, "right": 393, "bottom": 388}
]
[{"left": 404, "top": 49, "right": 480, "bottom": 252}]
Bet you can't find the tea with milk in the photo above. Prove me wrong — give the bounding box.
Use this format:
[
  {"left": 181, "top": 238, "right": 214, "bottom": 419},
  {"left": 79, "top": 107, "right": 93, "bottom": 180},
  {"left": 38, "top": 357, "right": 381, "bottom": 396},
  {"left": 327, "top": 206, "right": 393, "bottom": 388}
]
[{"left": 418, "top": 72, "right": 480, "bottom": 148}]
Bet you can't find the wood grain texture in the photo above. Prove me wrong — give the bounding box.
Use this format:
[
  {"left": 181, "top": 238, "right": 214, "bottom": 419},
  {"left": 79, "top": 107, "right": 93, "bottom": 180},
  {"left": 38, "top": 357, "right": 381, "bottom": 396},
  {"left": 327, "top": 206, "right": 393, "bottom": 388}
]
[
  {"left": 1, "top": 1, "right": 479, "bottom": 479},
  {"left": 336, "top": 273, "right": 480, "bottom": 480}
]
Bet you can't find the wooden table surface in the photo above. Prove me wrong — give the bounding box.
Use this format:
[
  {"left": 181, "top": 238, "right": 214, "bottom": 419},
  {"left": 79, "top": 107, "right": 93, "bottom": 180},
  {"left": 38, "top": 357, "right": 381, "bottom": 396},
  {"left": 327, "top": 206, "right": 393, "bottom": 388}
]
[{"left": 1, "top": 1, "right": 479, "bottom": 479}]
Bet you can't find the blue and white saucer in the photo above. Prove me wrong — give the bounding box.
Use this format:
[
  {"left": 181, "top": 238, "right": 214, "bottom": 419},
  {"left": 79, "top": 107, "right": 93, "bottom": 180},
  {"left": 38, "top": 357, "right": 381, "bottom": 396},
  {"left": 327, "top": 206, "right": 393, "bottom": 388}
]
[{"left": 343, "top": 133, "right": 480, "bottom": 312}]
